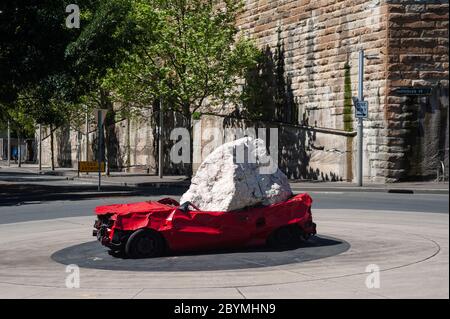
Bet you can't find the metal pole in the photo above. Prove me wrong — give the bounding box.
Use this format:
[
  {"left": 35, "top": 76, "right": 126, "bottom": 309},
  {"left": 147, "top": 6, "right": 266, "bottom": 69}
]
[
  {"left": 158, "top": 99, "right": 164, "bottom": 179},
  {"left": 98, "top": 110, "right": 102, "bottom": 192},
  {"left": 7, "top": 120, "right": 10, "bottom": 166},
  {"left": 357, "top": 50, "right": 364, "bottom": 187},
  {"left": 85, "top": 109, "right": 89, "bottom": 161},
  {"left": 18, "top": 134, "right": 22, "bottom": 167},
  {"left": 77, "top": 131, "right": 81, "bottom": 178},
  {"left": 38, "top": 124, "right": 42, "bottom": 172}
]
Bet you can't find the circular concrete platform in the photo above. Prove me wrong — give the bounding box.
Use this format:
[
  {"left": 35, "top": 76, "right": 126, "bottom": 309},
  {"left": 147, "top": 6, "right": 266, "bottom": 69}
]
[
  {"left": 0, "top": 209, "right": 447, "bottom": 298},
  {"left": 51, "top": 235, "right": 350, "bottom": 272}
]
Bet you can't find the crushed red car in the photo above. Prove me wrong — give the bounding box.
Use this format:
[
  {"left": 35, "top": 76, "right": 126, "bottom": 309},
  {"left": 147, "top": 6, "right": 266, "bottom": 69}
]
[{"left": 93, "top": 194, "right": 317, "bottom": 258}]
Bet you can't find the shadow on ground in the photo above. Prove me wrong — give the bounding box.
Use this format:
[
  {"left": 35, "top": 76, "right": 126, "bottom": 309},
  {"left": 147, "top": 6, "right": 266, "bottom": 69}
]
[
  {"left": 51, "top": 235, "right": 350, "bottom": 272},
  {"left": 0, "top": 183, "right": 188, "bottom": 207}
]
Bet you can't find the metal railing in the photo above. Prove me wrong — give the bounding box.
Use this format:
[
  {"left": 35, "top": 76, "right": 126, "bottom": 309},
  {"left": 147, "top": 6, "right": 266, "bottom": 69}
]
[{"left": 436, "top": 161, "right": 447, "bottom": 182}]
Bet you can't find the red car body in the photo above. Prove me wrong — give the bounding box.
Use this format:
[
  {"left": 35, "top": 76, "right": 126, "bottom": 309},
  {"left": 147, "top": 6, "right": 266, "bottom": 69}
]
[{"left": 93, "top": 193, "right": 316, "bottom": 257}]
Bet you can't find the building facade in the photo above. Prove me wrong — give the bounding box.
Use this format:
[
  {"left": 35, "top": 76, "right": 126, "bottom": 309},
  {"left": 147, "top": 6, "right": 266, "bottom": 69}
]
[{"left": 229, "top": 0, "right": 449, "bottom": 182}]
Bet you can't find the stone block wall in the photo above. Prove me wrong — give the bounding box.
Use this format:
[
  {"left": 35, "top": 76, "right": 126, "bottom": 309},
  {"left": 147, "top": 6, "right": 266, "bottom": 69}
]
[
  {"left": 236, "top": 0, "right": 448, "bottom": 182},
  {"left": 384, "top": 0, "right": 449, "bottom": 181},
  {"left": 192, "top": 114, "right": 355, "bottom": 181}
]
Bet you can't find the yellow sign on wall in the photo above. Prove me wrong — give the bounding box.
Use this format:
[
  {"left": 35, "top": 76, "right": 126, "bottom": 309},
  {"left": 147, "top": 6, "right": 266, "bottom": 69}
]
[{"left": 78, "top": 161, "right": 105, "bottom": 173}]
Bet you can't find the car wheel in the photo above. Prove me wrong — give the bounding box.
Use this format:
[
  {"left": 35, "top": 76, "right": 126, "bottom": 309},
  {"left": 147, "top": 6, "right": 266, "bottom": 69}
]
[
  {"left": 268, "top": 225, "right": 302, "bottom": 249},
  {"left": 125, "top": 229, "right": 165, "bottom": 259}
]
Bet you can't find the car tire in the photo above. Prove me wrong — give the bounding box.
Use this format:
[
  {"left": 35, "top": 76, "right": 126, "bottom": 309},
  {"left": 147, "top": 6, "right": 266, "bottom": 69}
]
[
  {"left": 125, "top": 229, "right": 165, "bottom": 259},
  {"left": 268, "top": 225, "right": 303, "bottom": 249}
]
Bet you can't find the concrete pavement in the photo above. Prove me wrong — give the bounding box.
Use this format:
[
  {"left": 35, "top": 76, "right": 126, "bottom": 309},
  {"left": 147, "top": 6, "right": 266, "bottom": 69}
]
[{"left": 0, "top": 209, "right": 447, "bottom": 299}]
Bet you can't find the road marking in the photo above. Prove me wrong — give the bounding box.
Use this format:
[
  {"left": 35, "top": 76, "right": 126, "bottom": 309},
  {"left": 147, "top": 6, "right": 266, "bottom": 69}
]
[{"left": 309, "top": 191, "right": 345, "bottom": 194}]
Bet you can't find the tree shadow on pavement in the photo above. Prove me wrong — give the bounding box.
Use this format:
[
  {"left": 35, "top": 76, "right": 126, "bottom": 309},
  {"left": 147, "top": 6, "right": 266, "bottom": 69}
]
[{"left": 0, "top": 183, "right": 188, "bottom": 207}]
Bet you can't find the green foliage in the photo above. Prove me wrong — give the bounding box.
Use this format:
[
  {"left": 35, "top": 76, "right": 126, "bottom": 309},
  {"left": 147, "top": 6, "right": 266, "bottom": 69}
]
[
  {"left": 192, "top": 112, "right": 202, "bottom": 120},
  {"left": 7, "top": 95, "right": 39, "bottom": 138},
  {"left": 66, "top": 0, "right": 137, "bottom": 95},
  {"left": 0, "top": 1, "right": 136, "bottom": 131},
  {"left": 105, "top": 0, "right": 260, "bottom": 119},
  {"left": 343, "top": 63, "right": 353, "bottom": 132},
  {"left": 0, "top": 0, "right": 77, "bottom": 106},
  {"left": 0, "top": 1, "right": 94, "bottom": 131},
  {"left": 1, "top": 0, "right": 260, "bottom": 136}
]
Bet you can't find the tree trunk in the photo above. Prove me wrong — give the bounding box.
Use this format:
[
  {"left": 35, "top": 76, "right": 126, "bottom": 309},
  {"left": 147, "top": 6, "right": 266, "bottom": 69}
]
[
  {"left": 126, "top": 117, "right": 131, "bottom": 172},
  {"left": 17, "top": 132, "right": 22, "bottom": 167},
  {"left": 182, "top": 104, "right": 193, "bottom": 178},
  {"left": 102, "top": 89, "right": 121, "bottom": 176},
  {"left": 50, "top": 125, "right": 55, "bottom": 171},
  {"left": 188, "top": 121, "right": 194, "bottom": 178}
]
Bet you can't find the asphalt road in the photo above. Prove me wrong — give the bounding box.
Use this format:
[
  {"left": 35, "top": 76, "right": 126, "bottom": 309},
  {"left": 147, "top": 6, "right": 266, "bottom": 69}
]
[{"left": 0, "top": 184, "right": 447, "bottom": 225}]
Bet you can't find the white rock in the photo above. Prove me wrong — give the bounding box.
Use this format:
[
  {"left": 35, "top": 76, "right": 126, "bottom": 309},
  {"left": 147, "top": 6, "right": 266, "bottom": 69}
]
[{"left": 180, "top": 137, "right": 293, "bottom": 212}]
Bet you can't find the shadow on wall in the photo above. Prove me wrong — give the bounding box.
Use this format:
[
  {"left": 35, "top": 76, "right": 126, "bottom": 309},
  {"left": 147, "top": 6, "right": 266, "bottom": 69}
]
[
  {"left": 402, "top": 85, "right": 449, "bottom": 181},
  {"left": 280, "top": 125, "right": 314, "bottom": 180},
  {"left": 56, "top": 123, "right": 72, "bottom": 168},
  {"left": 156, "top": 100, "right": 190, "bottom": 176},
  {"left": 229, "top": 34, "right": 342, "bottom": 181},
  {"left": 104, "top": 104, "right": 123, "bottom": 171},
  {"left": 221, "top": 117, "right": 343, "bottom": 181},
  {"left": 241, "top": 35, "right": 298, "bottom": 124},
  {"left": 92, "top": 128, "right": 120, "bottom": 171}
]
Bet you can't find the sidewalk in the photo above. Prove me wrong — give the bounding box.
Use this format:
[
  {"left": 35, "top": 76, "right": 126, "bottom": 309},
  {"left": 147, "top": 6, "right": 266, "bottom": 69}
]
[
  {"left": 1, "top": 163, "right": 448, "bottom": 194},
  {"left": 289, "top": 181, "right": 449, "bottom": 194}
]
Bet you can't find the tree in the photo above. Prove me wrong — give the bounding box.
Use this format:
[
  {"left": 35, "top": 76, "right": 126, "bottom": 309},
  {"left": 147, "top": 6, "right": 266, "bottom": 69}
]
[
  {"left": 65, "top": 0, "right": 139, "bottom": 171},
  {"left": 0, "top": 1, "right": 81, "bottom": 114},
  {"left": 18, "top": 82, "right": 74, "bottom": 170},
  {"left": 0, "top": 0, "right": 89, "bottom": 168},
  {"left": 105, "top": 0, "right": 260, "bottom": 175},
  {"left": 5, "top": 100, "right": 36, "bottom": 167}
]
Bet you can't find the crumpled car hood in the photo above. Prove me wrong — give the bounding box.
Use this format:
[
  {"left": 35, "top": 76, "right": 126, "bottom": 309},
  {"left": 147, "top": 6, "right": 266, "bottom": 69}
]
[{"left": 95, "top": 201, "right": 174, "bottom": 216}]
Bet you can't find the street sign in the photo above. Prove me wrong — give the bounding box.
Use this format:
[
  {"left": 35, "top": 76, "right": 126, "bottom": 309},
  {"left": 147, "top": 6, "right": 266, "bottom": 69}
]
[
  {"left": 94, "top": 109, "right": 108, "bottom": 124},
  {"left": 78, "top": 161, "right": 105, "bottom": 173},
  {"left": 352, "top": 97, "right": 369, "bottom": 119},
  {"left": 394, "top": 87, "right": 432, "bottom": 96}
]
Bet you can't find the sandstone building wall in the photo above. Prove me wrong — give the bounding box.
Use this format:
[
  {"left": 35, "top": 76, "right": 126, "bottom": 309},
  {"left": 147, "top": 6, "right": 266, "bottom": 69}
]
[{"left": 234, "top": 0, "right": 448, "bottom": 182}]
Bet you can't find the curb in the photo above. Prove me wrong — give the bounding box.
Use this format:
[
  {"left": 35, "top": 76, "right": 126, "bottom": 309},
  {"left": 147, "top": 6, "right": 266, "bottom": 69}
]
[
  {"left": 73, "top": 177, "right": 191, "bottom": 189},
  {"left": 72, "top": 178, "right": 448, "bottom": 195},
  {"left": 2, "top": 169, "right": 447, "bottom": 195},
  {"left": 290, "top": 187, "right": 448, "bottom": 195}
]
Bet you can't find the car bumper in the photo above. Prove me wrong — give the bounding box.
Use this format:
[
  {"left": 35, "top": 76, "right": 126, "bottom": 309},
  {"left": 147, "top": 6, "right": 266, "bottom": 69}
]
[
  {"left": 93, "top": 222, "right": 130, "bottom": 251},
  {"left": 93, "top": 224, "right": 113, "bottom": 246},
  {"left": 302, "top": 221, "right": 317, "bottom": 237}
]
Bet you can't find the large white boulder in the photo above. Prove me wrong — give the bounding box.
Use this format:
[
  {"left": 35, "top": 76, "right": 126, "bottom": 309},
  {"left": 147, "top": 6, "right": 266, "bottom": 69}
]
[{"left": 180, "top": 137, "right": 293, "bottom": 212}]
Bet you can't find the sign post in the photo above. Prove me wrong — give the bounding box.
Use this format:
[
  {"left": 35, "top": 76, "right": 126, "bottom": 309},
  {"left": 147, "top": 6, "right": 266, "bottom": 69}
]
[
  {"left": 85, "top": 108, "right": 89, "bottom": 163},
  {"left": 77, "top": 131, "right": 81, "bottom": 178},
  {"left": 38, "top": 124, "right": 42, "bottom": 172},
  {"left": 7, "top": 120, "right": 10, "bottom": 167},
  {"left": 357, "top": 50, "right": 365, "bottom": 187}
]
